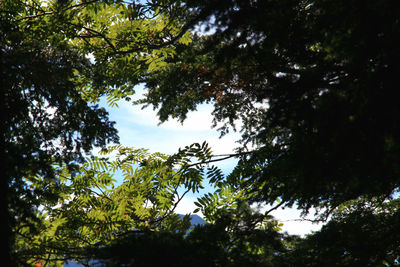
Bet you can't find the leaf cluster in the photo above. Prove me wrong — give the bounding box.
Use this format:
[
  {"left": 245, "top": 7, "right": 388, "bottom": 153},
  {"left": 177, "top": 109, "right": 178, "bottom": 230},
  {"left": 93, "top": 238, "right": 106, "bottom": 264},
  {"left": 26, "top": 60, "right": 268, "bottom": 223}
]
[{"left": 14, "top": 143, "right": 223, "bottom": 265}]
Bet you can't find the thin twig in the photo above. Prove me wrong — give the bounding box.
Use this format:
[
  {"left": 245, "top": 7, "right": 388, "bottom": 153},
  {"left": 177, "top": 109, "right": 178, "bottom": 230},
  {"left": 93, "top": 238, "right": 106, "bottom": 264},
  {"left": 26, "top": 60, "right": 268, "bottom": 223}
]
[{"left": 80, "top": 25, "right": 118, "bottom": 53}]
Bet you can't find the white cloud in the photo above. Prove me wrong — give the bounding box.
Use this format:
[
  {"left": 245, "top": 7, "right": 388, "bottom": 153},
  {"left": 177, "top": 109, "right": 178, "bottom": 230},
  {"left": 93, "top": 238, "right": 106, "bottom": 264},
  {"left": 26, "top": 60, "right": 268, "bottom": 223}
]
[
  {"left": 104, "top": 94, "right": 241, "bottom": 162},
  {"left": 174, "top": 196, "right": 203, "bottom": 217},
  {"left": 113, "top": 85, "right": 215, "bottom": 132},
  {"left": 119, "top": 102, "right": 215, "bottom": 132},
  {"left": 268, "top": 207, "right": 324, "bottom": 236},
  {"left": 278, "top": 219, "right": 322, "bottom": 236}
]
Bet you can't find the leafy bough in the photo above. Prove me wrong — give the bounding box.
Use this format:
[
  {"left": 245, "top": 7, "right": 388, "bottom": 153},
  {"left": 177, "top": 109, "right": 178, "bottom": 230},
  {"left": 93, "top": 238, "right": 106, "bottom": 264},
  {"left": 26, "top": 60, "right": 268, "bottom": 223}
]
[{"left": 16, "top": 141, "right": 227, "bottom": 265}]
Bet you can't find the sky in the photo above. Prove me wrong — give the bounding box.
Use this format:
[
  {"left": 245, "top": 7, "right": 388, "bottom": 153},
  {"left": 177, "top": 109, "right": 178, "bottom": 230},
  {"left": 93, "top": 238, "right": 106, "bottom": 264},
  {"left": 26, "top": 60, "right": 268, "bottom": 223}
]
[{"left": 98, "top": 85, "right": 323, "bottom": 236}]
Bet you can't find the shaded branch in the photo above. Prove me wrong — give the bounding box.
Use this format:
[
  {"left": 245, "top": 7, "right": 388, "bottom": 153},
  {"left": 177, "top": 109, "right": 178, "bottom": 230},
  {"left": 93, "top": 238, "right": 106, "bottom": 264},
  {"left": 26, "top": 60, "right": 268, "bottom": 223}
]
[
  {"left": 15, "top": 0, "right": 98, "bottom": 22},
  {"left": 264, "top": 201, "right": 285, "bottom": 216},
  {"left": 184, "top": 150, "right": 254, "bottom": 169}
]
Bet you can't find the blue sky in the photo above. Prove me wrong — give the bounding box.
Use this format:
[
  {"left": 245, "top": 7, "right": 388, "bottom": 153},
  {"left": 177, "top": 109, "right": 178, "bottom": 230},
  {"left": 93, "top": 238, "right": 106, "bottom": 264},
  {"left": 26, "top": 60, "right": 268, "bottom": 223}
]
[{"left": 98, "top": 85, "right": 323, "bottom": 236}]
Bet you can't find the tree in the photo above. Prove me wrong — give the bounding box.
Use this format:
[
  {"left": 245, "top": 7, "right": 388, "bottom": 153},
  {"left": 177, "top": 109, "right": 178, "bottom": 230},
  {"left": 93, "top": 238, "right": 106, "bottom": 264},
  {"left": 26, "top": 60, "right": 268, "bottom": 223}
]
[
  {"left": 131, "top": 0, "right": 400, "bottom": 263},
  {"left": 277, "top": 198, "right": 400, "bottom": 266},
  {"left": 1, "top": 0, "right": 191, "bottom": 264},
  {"left": 15, "top": 142, "right": 230, "bottom": 266},
  {"left": 91, "top": 199, "right": 286, "bottom": 267},
  {"left": 1, "top": 1, "right": 119, "bottom": 264},
  {"left": 139, "top": 0, "right": 400, "bottom": 215},
  {"left": 6, "top": 0, "right": 400, "bottom": 265}
]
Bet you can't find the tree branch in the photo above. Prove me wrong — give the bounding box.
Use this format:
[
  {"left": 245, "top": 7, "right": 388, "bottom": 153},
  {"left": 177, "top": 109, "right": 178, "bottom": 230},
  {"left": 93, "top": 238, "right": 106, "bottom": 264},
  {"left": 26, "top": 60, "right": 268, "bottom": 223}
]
[
  {"left": 15, "top": 0, "right": 98, "bottom": 22},
  {"left": 184, "top": 150, "right": 254, "bottom": 169},
  {"left": 264, "top": 201, "right": 285, "bottom": 216}
]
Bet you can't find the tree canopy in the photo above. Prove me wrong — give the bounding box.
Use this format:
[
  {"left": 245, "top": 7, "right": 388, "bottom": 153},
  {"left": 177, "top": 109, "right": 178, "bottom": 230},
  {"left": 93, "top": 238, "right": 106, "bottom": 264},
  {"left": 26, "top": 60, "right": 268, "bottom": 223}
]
[
  {"left": 140, "top": 0, "right": 400, "bottom": 265},
  {"left": 3, "top": 0, "right": 400, "bottom": 266},
  {"left": 1, "top": 1, "right": 118, "bottom": 263},
  {"left": 141, "top": 0, "right": 400, "bottom": 213},
  {"left": 1, "top": 0, "right": 187, "bottom": 264}
]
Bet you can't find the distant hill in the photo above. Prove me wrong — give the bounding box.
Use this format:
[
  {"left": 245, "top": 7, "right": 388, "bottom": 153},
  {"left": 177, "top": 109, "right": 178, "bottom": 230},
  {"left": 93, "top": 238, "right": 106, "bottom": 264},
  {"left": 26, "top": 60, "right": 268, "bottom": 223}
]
[{"left": 179, "top": 214, "right": 205, "bottom": 226}]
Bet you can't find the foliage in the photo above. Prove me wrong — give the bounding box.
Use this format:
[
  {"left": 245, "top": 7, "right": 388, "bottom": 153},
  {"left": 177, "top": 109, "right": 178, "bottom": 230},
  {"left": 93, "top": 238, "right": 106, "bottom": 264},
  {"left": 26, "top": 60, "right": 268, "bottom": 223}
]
[
  {"left": 1, "top": 0, "right": 131, "bottom": 264},
  {"left": 132, "top": 0, "right": 400, "bottom": 264},
  {"left": 68, "top": 0, "right": 194, "bottom": 106},
  {"left": 5, "top": 0, "right": 400, "bottom": 265},
  {"left": 140, "top": 0, "right": 400, "bottom": 213},
  {"left": 14, "top": 142, "right": 226, "bottom": 266},
  {"left": 93, "top": 201, "right": 286, "bottom": 267},
  {"left": 1, "top": 0, "right": 194, "bottom": 264},
  {"left": 277, "top": 198, "right": 400, "bottom": 266}
]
